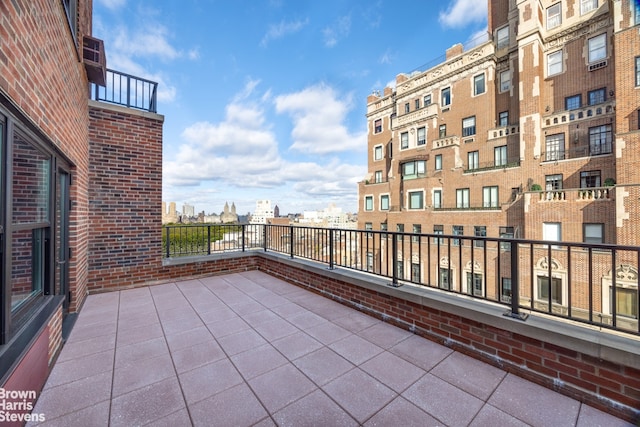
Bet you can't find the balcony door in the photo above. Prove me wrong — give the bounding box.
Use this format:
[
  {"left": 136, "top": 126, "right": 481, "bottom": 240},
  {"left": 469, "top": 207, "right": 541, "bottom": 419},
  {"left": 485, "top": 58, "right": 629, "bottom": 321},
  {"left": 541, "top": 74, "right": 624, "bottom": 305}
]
[{"left": 56, "top": 169, "right": 70, "bottom": 312}]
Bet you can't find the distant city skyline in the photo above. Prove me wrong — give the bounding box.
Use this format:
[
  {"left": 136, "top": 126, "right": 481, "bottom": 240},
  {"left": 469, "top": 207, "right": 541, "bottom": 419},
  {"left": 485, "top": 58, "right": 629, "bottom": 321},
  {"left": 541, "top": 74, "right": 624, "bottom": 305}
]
[{"left": 93, "top": 0, "right": 489, "bottom": 214}]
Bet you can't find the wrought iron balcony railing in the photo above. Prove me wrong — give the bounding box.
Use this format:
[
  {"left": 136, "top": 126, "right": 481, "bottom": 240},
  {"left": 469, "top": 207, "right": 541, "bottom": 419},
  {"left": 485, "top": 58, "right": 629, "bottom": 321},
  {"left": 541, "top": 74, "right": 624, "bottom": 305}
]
[
  {"left": 91, "top": 69, "right": 158, "bottom": 113},
  {"left": 163, "top": 224, "right": 640, "bottom": 336}
]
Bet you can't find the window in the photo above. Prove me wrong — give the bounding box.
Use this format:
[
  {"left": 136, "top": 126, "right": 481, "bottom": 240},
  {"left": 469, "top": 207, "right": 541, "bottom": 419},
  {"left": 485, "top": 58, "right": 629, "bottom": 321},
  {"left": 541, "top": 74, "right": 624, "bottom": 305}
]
[
  {"left": 474, "top": 226, "right": 486, "bottom": 248},
  {"left": 614, "top": 288, "right": 638, "bottom": 319},
  {"left": 424, "top": 94, "right": 432, "bottom": 105},
  {"left": 547, "top": 51, "right": 563, "bottom": 76},
  {"left": 467, "top": 273, "right": 483, "bottom": 296},
  {"left": 636, "top": 2, "right": 640, "bottom": 25},
  {"left": 584, "top": 223, "right": 604, "bottom": 243},
  {"left": 483, "top": 186, "right": 499, "bottom": 208},
  {"left": 365, "top": 196, "right": 373, "bottom": 211},
  {"left": 365, "top": 222, "right": 373, "bottom": 237},
  {"left": 473, "top": 74, "right": 485, "bottom": 95},
  {"left": 439, "top": 268, "right": 451, "bottom": 290},
  {"left": 588, "top": 88, "right": 606, "bottom": 105},
  {"left": 588, "top": 34, "right": 607, "bottom": 63},
  {"left": 468, "top": 151, "right": 479, "bottom": 170},
  {"left": 589, "top": 125, "right": 612, "bottom": 155},
  {"left": 537, "top": 276, "right": 563, "bottom": 304},
  {"left": 435, "top": 154, "right": 442, "bottom": 171},
  {"left": 397, "top": 224, "right": 404, "bottom": 241},
  {"left": 441, "top": 87, "right": 451, "bottom": 107},
  {"left": 547, "top": 3, "right": 562, "bottom": 29},
  {"left": 456, "top": 188, "right": 469, "bottom": 209},
  {"left": 439, "top": 124, "right": 446, "bottom": 138},
  {"left": 462, "top": 116, "right": 476, "bottom": 137},
  {"left": 498, "top": 111, "right": 508, "bottom": 127},
  {"left": 636, "top": 57, "right": 640, "bottom": 86},
  {"left": 580, "top": 170, "right": 601, "bottom": 188},
  {"left": 63, "top": 0, "right": 78, "bottom": 41},
  {"left": 500, "top": 70, "right": 511, "bottom": 92},
  {"left": 545, "top": 134, "right": 565, "bottom": 161},
  {"left": 380, "top": 222, "right": 387, "bottom": 237},
  {"left": 433, "top": 224, "right": 444, "bottom": 244},
  {"left": 380, "top": 194, "right": 390, "bottom": 210},
  {"left": 433, "top": 190, "right": 442, "bottom": 209},
  {"left": 496, "top": 26, "right": 509, "bottom": 49},
  {"left": 415, "top": 99, "right": 420, "bottom": 110},
  {"left": 543, "top": 222, "right": 562, "bottom": 243},
  {"left": 408, "top": 191, "right": 424, "bottom": 209},
  {"left": 494, "top": 145, "right": 507, "bottom": 166},
  {"left": 404, "top": 103, "right": 410, "bottom": 114},
  {"left": 402, "top": 160, "right": 426, "bottom": 180},
  {"left": 374, "top": 170, "right": 383, "bottom": 183},
  {"left": 374, "top": 145, "right": 383, "bottom": 160},
  {"left": 565, "top": 94, "right": 581, "bottom": 111},
  {"left": 500, "top": 226, "right": 514, "bottom": 251},
  {"left": 546, "top": 174, "right": 563, "bottom": 191},
  {"left": 396, "top": 260, "right": 404, "bottom": 279},
  {"left": 581, "top": 0, "right": 597, "bottom": 15},
  {"left": 452, "top": 225, "right": 463, "bottom": 246},
  {"left": 501, "top": 278, "right": 512, "bottom": 303},
  {"left": 401, "top": 132, "right": 409, "bottom": 149},
  {"left": 411, "top": 263, "right": 420, "bottom": 283},
  {"left": 366, "top": 252, "right": 374, "bottom": 272},
  {"left": 374, "top": 119, "right": 382, "bottom": 133},
  {"left": 417, "top": 127, "right": 426, "bottom": 146},
  {"left": 412, "top": 224, "right": 421, "bottom": 243}
]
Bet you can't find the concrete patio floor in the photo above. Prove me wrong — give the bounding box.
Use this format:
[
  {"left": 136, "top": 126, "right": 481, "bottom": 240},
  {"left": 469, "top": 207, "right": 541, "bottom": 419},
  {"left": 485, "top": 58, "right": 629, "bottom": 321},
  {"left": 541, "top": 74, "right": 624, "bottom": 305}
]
[{"left": 28, "top": 271, "right": 632, "bottom": 426}]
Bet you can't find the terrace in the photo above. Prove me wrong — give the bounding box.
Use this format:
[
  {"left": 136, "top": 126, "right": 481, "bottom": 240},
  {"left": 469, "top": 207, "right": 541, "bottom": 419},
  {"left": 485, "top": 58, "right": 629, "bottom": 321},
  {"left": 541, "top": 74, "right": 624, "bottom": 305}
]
[
  {"left": 26, "top": 224, "right": 640, "bottom": 425},
  {"left": 29, "top": 271, "right": 632, "bottom": 426}
]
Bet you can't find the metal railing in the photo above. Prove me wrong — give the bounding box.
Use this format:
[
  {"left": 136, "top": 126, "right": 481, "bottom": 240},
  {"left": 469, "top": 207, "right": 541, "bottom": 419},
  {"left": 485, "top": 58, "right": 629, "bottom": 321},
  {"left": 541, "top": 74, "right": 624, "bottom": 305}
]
[
  {"left": 541, "top": 143, "right": 612, "bottom": 162},
  {"left": 91, "top": 69, "right": 158, "bottom": 113},
  {"left": 163, "top": 224, "right": 640, "bottom": 336}
]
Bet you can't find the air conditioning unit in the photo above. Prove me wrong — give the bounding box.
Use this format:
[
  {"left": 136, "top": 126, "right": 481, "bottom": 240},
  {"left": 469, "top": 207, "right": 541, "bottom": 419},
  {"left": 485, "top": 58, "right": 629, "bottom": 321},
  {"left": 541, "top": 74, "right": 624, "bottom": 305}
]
[
  {"left": 82, "top": 35, "right": 107, "bottom": 86},
  {"left": 588, "top": 60, "right": 607, "bottom": 72}
]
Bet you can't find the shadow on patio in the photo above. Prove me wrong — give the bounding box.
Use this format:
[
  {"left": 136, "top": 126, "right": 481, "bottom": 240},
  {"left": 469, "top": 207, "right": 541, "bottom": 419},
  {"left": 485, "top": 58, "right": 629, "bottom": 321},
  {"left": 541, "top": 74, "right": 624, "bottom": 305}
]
[{"left": 28, "top": 271, "right": 633, "bottom": 426}]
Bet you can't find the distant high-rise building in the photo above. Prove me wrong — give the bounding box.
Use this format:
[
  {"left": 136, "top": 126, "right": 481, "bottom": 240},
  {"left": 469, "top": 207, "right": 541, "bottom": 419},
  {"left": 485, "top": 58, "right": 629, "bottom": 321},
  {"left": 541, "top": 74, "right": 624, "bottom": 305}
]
[
  {"left": 274, "top": 205, "right": 280, "bottom": 218},
  {"left": 182, "top": 203, "right": 195, "bottom": 217},
  {"left": 250, "top": 200, "right": 275, "bottom": 224}
]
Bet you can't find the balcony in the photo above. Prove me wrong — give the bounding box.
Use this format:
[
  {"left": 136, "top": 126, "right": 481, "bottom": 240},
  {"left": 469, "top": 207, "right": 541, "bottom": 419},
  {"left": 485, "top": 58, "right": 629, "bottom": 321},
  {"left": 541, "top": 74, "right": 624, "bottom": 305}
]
[
  {"left": 534, "top": 186, "right": 614, "bottom": 202},
  {"left": 543, "top": 101, "right": 615, "bottom": 128},
  {"left": 541, "top": 143, "right": 613, "bottom": 162},
  {"left": 487, "top": 124, "right": 519, "bottom": 141},
  {"left": 432, "top": 135, "right": 460, "bottom": 150},
  {"left": 464, "top": 158, "right": 521, "bottom": 174},
  {"left": 30, "top": 270, "right": 633, "bottom": 425},
  {"left": 90, "top": 69, "right": 158, "bottom": 113}
]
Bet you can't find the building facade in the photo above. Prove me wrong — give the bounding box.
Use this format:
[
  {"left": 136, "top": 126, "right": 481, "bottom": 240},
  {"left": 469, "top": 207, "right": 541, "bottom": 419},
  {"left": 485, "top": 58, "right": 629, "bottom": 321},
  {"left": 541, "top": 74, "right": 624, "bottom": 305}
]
[{"left": 358, "top": 0, "right": 640, "bottom": 328}]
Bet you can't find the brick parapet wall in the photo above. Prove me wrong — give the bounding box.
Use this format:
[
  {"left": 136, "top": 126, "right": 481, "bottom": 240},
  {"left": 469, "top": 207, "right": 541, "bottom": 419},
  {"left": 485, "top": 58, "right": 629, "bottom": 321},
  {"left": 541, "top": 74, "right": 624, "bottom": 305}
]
[{"left": 120, "top": 251, "right": 640, "bottom": 423}]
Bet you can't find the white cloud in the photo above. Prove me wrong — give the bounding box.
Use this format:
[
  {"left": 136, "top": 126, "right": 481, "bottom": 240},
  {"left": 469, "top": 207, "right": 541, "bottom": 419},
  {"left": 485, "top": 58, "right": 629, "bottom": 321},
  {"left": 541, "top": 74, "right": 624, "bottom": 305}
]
[
  {"left": 112, "top": 25, "right": 180, "bottom": 60},
  {"left": 97, "top": 0, "right": 126, "bottom": 10},
  {"left": 439, "top": 0, "right": 488, "bottom": 28},
  {"left": 260, "top": 18, "right": 309, "bottom": 47},
  {"left": 322, "top": 15, "right": 351, "bottom": 47},
  {"left": 274, "top": 84, "right": 366, "bottom": 155}
]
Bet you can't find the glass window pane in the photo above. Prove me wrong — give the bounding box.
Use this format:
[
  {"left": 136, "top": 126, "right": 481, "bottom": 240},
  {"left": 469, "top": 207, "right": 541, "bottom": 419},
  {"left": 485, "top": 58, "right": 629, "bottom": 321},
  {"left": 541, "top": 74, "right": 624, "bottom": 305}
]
[
  {"left": 589, "top": 34, "right": 606, "bottom": 62},
  {"left": 13, "top": 132, "right": 51, "bottom": 224},
  {"left": 11, "top": 228, "right": 45, "bottom": 311}
]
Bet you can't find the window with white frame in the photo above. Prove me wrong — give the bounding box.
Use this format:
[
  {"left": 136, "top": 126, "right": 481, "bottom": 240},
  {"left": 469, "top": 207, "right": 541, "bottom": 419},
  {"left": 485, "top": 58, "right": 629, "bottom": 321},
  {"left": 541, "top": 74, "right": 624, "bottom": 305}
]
[
  {"left": 473, "top": 74, "right": 485, "bottom": 96},
  {"left": 397, "top": 224, "right": 404, "bottom": 241},
  {"left": 402, "top": 160, "right": 426, "bottom": 180},
  {"left": 496, "top": 26, "right": 509, "bottom": 49},
  {"left": 441, "top": 87, "right": 451, "bottom": 107},
  {"left": 580, "top": 0, "right": 597, "bottom": 15},
  {"left": 589, "top": 125, "right": 612, "bottom": 155},
  {"left": 602, "top": 265, "right": 638, "bottom": 320},
  {"left": 547, "top": 50, "right": 563, "bottom": 76},
  {"left": 433, "top": 189, "right": 442, "bottom": 209},
  {"left": 374, "top": 170, "right": 383, "bottom": 183},
  {"left": 401, "top": 131, "right": 409, "bottom": 149},
  {"left": 547, "top": 3, "right": 562, "bottom": 29},
  {"left": 380, "top": 194, "right": 389, "bottom": 210},
  {"left": 374, "top": 145, "right": 383, "bottom": 160},
  {"left": 462, "top": 116, "right": 476, "bottom": 137},
  {"left": 417, "top": 127, "right": 426, "bottom": 146},
  {"left": 583, "top": 223, "right": 603, "bottom": 244},
  {"left": 412, "top": 224, "right": 421, "bottom": 243},
  {"left": 543, "top": 222, "right": 561, "bottom": 243},
  {"left": 456, "top": 188, "right": 469, "bottom": 209},
  {"left": 501, "top": 278, "right": 512, "bottom": 303},
  {"left": 396, "top": 260, "right": 404, "bottom": 280},
  {"left": 466, "top": 272, "right": 483, "bottom": 296},
  {"left": 424, "top": 94, "right": 432, "bottom": 105},
  {"left": 365, "top": 196, "right": 373, "bottom": 211},
  {"left": 439, "top": 124, "right": 446, "bottom": 138},
  {"left": 546, "top": 174, "right": 563, "bottom": 191},
  {"left": 435, "top": 154, "right": 442, "bottom": 171},
  {"left": 483, "top": 186, "right": 499, "bottom": 208},
  {"left": 366, "top": 252, "right": 373, "bottom": 271},
  {"left": 433, "top": 224, "right": 443, "bottom": 244},
  {"left": 588, "top": 34, "right": 607, "bottom": 63},
  {"left": 474, "top": 226, "right": 486, "bottom": 248},
  {"left": 408, "top": 191, "right": 424, "bottom": 209},
  {"left": 439, "top": 267, "right": 451, "bottom": 290},
  {"left": 500, "top": 226, "right": 514, "bottom": 251},
  {"left": 499, "top": 111, "right": 508, "bottom": 126},
  {"left": 494, "top": 145, "right": 507, "bottom": 166},
  {"left": 545, "top": 133, "right": 565, "bottom": 161},
  {"left": 468, "top": 151, "right": 479, "bottom": 170},
  {"left": 588, "top": 88, "right": 606, "bottom": 105},
  {"left": 500, "top": 70, "right": 511, "bottom": 92},
  {"left": 537, "top": 276, "right": 563, "bottom": 304},
  {"left": 452, "top": 225, "right": 463, "bottom": 246},
  {"left": 374, "top": 119, "right": 382, "bottom": 133},
  {"left": 411, "top": 263, "right": 420, "bottom": 283}
]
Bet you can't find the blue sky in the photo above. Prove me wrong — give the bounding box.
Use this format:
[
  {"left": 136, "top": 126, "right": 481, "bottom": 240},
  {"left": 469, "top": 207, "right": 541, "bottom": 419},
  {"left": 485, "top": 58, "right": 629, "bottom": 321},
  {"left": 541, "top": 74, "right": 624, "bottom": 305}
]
[{"left": 93, "top": 0, "right": 488, "bottom": 216}]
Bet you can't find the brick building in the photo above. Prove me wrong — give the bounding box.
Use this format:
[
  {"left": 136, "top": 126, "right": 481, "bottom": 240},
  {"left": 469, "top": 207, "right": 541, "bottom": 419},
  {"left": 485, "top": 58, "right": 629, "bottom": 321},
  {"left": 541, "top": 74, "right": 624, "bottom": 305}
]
[{"left": 358, "top": 0, "right": 640, "bottom": 327}]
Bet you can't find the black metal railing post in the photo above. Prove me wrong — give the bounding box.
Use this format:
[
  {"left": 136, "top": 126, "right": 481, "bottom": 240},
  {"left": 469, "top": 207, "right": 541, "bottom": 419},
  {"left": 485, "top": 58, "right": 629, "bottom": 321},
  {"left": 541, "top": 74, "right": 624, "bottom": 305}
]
[
  {"left": 207, "top": 225, "right": 211, "bottom": 255},
  {"left": 504, "top": 239, "right": 528, "bottom": 320},
  {"left": 328, "top": 228, "right": 335, "bottom": 269},
  {"left": 263, "top": 225, "right": 268, "bottom": 252},
  {"left": 289, "top": 225, "right": 294, "bottom": 259},
  {"left": 390, "top": 232, "right": 399, "bottom": 287},
  {"left": 165, "top": 226, "right": 170, "bottom": 258},
  {"left": 242, "top": 225, "right": 246, "bottom": 252}
]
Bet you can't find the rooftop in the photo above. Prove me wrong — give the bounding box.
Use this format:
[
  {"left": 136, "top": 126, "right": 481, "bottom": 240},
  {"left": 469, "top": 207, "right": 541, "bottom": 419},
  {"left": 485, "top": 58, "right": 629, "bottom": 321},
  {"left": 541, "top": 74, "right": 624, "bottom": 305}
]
[{"left": 29, "top": 271, "right": 632, "bottom": 426}]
